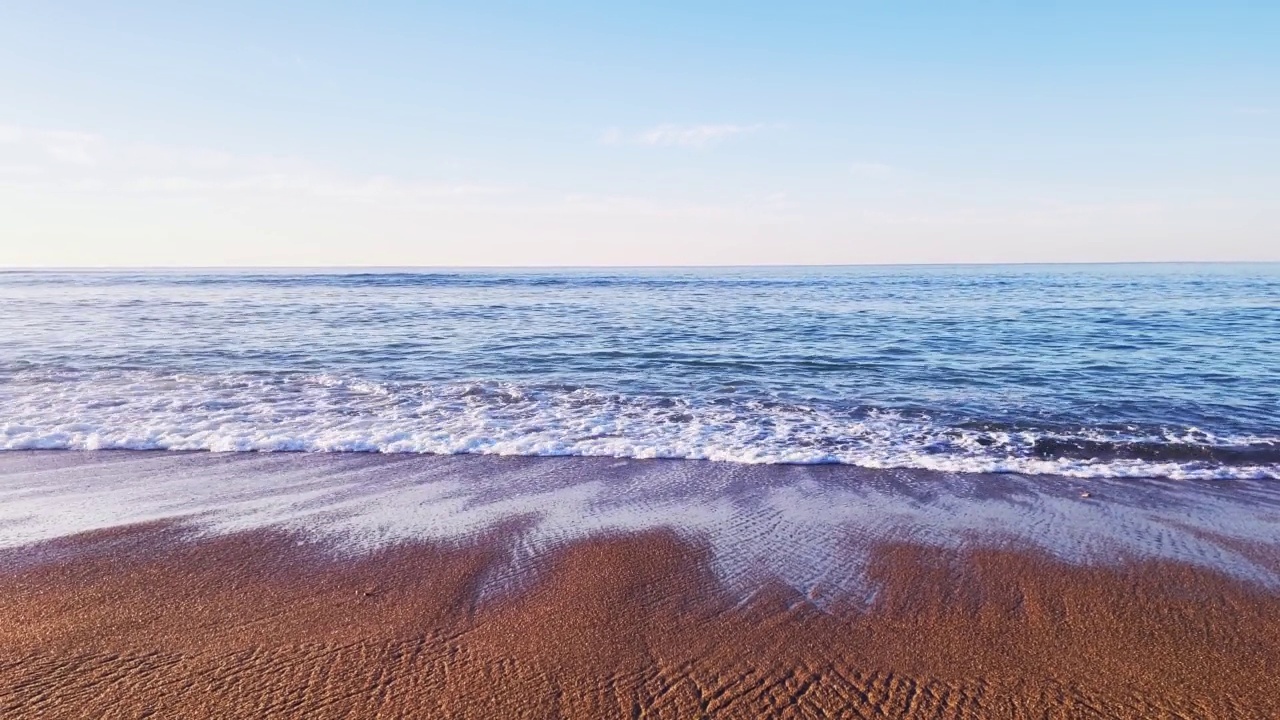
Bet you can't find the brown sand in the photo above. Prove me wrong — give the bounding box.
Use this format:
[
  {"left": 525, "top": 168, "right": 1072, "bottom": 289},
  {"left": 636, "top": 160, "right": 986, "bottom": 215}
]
[{"left": 2, "top": 523, "right": 1279, "bottom": 719}]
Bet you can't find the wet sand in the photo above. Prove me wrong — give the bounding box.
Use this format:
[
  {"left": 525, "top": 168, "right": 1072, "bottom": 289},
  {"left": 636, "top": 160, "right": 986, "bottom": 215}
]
[{"left": 2, "top": 452, "right": 1279, "bottom": 718}]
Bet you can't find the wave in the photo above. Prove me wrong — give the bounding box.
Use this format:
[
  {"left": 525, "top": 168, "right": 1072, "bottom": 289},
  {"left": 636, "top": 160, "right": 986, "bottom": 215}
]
[{"left": 1, "top": 369, "right": 1276, "bottom": 480}]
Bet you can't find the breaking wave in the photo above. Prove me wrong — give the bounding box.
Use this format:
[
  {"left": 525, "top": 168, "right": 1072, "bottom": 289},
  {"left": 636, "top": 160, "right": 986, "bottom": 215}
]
[{"left": 2, "top": 369, "right": 1275, "bottom": 480}]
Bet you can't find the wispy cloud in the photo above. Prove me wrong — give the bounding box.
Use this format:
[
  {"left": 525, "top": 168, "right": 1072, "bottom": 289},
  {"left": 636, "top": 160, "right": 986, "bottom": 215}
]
[
  {"left": 600, "top": 123, "right": 764, "bottom": 148},
  {"left": 0, "top": 124, "right": 506, "bottom": 202},
  {"left": 0, "top": 126, "right": 102, "bottom": 166}
]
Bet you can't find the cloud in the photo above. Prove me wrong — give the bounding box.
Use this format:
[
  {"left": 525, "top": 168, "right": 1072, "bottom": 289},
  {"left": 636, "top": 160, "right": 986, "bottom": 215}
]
[
  {"left": 0, "top": 124, "right": 506, "bottom": 202},
  {"left": 600, "top": 123, "right": 764, "bottom": 148},
  {"left": 0, "top": 125, "right": 102, "bottom": 166},
  {"left": 638, "top": 123, "right": 761, "bottom": 147}
]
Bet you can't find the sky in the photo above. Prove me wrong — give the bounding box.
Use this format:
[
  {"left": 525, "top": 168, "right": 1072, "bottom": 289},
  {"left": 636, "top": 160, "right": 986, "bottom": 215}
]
[{"left": 1, "top": 1, "right": 1277, "bottom": 267}]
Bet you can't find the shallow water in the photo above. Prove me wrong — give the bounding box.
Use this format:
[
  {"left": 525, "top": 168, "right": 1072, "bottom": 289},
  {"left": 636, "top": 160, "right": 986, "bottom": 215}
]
[
  {"left": 2, "top": 265, "right": 1278, "bottom": 478},
  {"left": 3, "top": 452, "right": 1278, "bottom": 602}
]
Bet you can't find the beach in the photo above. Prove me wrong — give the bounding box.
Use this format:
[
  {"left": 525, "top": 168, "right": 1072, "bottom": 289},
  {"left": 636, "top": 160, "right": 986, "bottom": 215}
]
[
  {"left": 2, "top": 452, "right": 1278, "bottom": 718},
  {"left": 5, "top": 0, "right": 1280, "bottom": 712}
]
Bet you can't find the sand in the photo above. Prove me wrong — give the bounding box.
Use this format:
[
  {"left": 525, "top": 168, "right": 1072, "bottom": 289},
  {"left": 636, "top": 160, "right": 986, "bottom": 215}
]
[{"left": 3, "top": 519, "right": 1279, "bottom": 719}]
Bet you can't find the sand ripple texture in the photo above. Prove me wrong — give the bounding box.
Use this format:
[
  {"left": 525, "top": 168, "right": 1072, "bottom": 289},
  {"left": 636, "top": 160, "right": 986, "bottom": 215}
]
[{"left": 4, "top": 520, "right": 1279, "bottom": 718}]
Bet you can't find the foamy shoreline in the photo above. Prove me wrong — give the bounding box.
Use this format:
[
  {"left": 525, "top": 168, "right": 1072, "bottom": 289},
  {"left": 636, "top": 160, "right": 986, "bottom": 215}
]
[
  {"left": 4, "top": 451, "right": 1280, "bottom": 717},
  {"left": 5, "top": 369, "right": 1277, "bottom": 481},
  {"left": 3, "top": 450, "right": 1278, "bottom": 596}
]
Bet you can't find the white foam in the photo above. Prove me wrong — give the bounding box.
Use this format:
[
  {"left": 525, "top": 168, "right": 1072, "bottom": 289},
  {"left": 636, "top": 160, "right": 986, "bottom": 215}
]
[{"left": 1, "top": 369, "right": 1276, "bottom": 480}]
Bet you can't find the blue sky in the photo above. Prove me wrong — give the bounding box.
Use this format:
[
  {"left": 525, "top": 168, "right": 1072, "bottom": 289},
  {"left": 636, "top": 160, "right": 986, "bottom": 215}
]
[{"left": 1, "top": 2, "right": 1277, "bottom": 265}]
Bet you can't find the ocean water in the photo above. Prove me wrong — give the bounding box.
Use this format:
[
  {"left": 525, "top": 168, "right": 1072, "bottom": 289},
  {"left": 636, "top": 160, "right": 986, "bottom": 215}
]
[{"left": 1, "top": 264, "right": 1277, "bottom": 479}]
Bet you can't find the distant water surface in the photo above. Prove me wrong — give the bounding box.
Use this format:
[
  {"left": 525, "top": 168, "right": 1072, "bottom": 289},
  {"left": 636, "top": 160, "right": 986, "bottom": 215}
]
[{"left": 1, "top": 264, "right": 1277, "bottom": 479}]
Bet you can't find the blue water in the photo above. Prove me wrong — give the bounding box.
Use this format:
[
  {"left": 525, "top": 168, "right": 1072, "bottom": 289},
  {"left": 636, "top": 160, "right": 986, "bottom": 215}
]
[{"left": 1, "top": 264, "right": 1277, "bottom": 478}]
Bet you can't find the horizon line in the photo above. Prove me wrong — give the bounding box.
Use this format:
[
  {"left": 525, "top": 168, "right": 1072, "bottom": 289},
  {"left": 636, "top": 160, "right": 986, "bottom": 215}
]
[{"left": 2, "top": 259, "right": 1278, "bottom": 273}]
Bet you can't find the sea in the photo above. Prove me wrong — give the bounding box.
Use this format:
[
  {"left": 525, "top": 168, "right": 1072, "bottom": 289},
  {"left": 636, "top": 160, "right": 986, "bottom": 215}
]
[{"left": 2, "top": 264, "right": 1277, "bottom": 480}]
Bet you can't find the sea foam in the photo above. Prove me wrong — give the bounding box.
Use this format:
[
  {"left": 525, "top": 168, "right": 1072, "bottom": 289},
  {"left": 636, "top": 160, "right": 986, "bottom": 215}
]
[
  {"left": 2, "top": 452, "right": 1278, "bottom": 603},
  {"left": 2, "top": 369, "right": 1276, "bottom": 480}
]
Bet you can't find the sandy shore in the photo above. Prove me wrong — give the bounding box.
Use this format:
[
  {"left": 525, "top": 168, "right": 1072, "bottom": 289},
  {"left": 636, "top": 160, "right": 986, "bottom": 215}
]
[{"left": 2, "top": 452, "right": 1279, "bottom": 718}]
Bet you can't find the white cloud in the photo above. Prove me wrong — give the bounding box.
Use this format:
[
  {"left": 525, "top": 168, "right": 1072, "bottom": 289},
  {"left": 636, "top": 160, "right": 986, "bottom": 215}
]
[
  {"left": 0, "top": 125, "right": 102, "bottom": 166},
  {"left": 3, "top": 124, "right": 1276, "bottom": 267},
  {"left": 0, "top": 124, "right": 506, "bottom": 202},
  {"left": 600, "top": 123, "right": 764, "bottom": 148}
]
